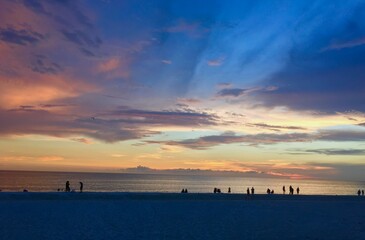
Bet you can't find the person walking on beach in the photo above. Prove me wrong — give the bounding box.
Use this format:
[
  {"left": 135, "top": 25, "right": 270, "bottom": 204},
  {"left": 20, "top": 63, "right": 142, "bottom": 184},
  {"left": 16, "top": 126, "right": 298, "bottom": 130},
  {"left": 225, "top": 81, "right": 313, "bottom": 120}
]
[
  {"left": 247, "top": 187, "right": 250, "bottom": 196},
  {"left": 282, "top": 186, "right": 286, "bottom": 194},
  {"left": 267, "top": 188, "right": 271, "bottom": 194},
  {"left": 358, "top": 189, "right": 361, "bottom": 196},
  {"left": 362, "top": 190, "right": 364, "bottom": 196},
  {"left": 228, "top": 187, "right": 231, "bottom": 193},
  {"left": 79, "top": 182, "right": 83, "bottom": 193},
  {"left": 251, "top": 187, "right": 255, "bottom": 195},
  {"left": 65, "top": 181, "right": 70, "bottom": 192},
  {"left": 296, "top": 187, "right": 300, "bottom": 195}
]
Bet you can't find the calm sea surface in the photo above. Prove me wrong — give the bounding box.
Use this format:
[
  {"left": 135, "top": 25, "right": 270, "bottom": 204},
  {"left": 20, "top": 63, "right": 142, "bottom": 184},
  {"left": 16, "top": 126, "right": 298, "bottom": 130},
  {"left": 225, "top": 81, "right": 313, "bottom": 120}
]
[{"left": 0, "top": 170, "right": 364, "bottom": 195}]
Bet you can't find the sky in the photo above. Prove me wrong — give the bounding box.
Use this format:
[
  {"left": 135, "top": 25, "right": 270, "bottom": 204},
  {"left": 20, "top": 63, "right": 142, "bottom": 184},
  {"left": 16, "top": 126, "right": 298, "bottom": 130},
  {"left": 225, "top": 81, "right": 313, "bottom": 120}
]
[{"left": 1, "top": 0, "right": 365, "bottom": 181}]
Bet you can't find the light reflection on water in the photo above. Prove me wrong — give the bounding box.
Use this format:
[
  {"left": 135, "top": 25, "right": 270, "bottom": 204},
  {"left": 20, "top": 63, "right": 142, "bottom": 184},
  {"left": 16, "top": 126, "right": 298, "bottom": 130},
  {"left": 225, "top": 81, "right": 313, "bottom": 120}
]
[{"left": 0, "top": 170, "right": 364, "bottom": 195}]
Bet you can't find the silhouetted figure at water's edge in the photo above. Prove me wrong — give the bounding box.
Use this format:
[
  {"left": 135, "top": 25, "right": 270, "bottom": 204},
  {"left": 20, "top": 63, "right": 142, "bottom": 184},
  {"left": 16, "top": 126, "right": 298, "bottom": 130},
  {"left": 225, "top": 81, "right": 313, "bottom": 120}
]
[
  {"left": 283, "top": 186, "right": 286, "bottom": 194},
  {"left": 65, "top": 181, "right": 70, "bottom": 192},
  {"left": 79, "top": 182, "right": 83, "bottom": 193},
  {"left": 289, "top": 185, "right": 294, "bottom": 195}
]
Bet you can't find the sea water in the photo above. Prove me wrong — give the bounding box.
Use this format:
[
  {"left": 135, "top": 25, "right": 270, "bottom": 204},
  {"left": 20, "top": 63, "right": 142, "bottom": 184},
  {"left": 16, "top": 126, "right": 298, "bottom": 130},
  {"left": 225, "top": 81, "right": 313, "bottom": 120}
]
[{"left": 0, "top": 170, "right": 363, "bottom": 195}]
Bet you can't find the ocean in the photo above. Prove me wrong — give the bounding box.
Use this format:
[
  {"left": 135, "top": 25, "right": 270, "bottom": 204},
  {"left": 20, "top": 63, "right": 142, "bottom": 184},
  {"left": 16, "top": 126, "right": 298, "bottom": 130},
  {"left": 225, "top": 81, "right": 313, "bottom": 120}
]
[{"left": 0, "top": 170, "right": 363, "bottom": 195}]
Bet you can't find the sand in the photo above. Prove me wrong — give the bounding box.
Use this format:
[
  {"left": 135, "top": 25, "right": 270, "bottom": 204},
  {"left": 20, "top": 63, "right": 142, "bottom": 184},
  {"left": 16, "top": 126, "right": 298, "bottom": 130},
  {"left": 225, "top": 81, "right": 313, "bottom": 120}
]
[{"left": 0, "top": 192, "right": 364, "bottom": 240}]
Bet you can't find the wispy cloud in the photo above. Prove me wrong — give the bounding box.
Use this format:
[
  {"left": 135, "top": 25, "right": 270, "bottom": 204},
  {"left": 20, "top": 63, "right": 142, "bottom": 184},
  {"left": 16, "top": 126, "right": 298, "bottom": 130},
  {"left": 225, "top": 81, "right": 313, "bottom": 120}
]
[
  {"left": 207, "top": 57, "right": 224, "bottom": 66},
  {"left": 322, "top": 37, "right": 365, "bottom": 51},
  {"left": 161, "top": 60, "right": 172, "bottom": 64},
  {"left": 145, "top": 131, "right": 312, "bottom": 150},
  {"left": 0, "top": 26, "right": 44, "bottom": 45},
  {"left": 290, "top": 148, "right": 365, "bottom": 156},
  {"left": 247, "top": 123, "right": 307, "bottom": 131},
  {"left": 144, "top": 128, "right": 365, "bottom": 150}
]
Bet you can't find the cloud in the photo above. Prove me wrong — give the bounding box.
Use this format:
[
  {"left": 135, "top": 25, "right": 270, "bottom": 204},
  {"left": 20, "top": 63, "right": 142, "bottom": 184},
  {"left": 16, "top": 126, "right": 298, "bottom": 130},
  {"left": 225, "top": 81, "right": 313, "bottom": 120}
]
[
  {"left": 247, "top": 123, "right": 307, "bottom": 131},
  {"left": 145, "top": 131, "right": 312, "bottom": 150},
  {"left": 177, "top": 98, "right": 201, "bottom": 105},
  {"left": 0, "top": 26, "right": 44, "bottom": 45},
  {"left": 72, "top": 138, "right": 92, "bottom": 144},
  {"left": 31, "top": 55, "right": 63, "bottom": 74},
  {"left": 145, "top": 128, "right": 365, "bottom": 150},
  {"left": 0, "top": 106, "right": 219, "bottom": 143},
  {"left": 61, "top": 29, "right": 102, "bottom": 48},
  {"left": 322, "top": 37, "right": 365, "bottom": 51},
  {"left": 216, "top": 88, "right": 253, "bottom": 97},
  {"left": 161, "top": 20, "right": 209, "bottom": 37},
  {"left": 216, "top": 86, "right": 276, "bottom": 98},
  {"left": 318, "top": 129, "right": 365, "bottom": 142},
  {"left": 105, "top": 106, "right": 218, "bottom": 127},
  {"left": 98, "top": 57, "right": 121, "bottom": 72},
  {"left": 207, "top": 57, "right": 224, "bottom": 66},
  {"left": 291, "top": 148, "right": 365, "bottom": 156},
  {"left": 161, "top": 60, "right": 172, "bottom": 64}
]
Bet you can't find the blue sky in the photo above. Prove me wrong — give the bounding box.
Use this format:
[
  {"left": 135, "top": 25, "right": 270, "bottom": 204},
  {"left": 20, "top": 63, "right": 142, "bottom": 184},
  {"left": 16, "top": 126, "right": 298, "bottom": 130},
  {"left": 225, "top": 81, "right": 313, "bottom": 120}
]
[{"left": 1, "top": 0, "right": 365, "bottom": 180}]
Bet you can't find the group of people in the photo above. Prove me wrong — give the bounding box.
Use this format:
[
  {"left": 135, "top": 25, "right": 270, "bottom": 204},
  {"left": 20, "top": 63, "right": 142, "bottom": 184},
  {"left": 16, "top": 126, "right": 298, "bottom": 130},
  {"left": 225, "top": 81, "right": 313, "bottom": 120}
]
[
  {"left": 283, "top": 185, "right": 300, "bottom": 195},
  {"left": 213, "top": 188, "right": 222, "bottom": 193},
  {"left": 181, "top": 188, "right": 188, "bottom": 193},
  {"left": 266, "top": 188, "right": 274, "bottom": 194},
  {"left": 247, "top": 187, "right": 255, "bottom": 195},
  {"left": 59, "top": 181, "right": 83, "bottom": 193},
  {"left": 357, "top": 189, "right": 364, "bottom": 196}
]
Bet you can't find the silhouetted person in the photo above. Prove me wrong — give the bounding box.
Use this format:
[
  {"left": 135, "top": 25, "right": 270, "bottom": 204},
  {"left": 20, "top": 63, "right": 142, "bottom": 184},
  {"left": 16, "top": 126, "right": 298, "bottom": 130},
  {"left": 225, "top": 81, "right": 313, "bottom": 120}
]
[
  {"left": 271, "top": 189, "right": 274, "bottom": 194},
  {"left": 247, "top": 187, "right": 250, "bottom": 195},
  {"left": 267, "top": 188, "right": 271, "bottom": 194},
  {"left": 358, "top": 189, "right": 361, "bottom": 196},
  {"left": 65, "top": 181, "right": 70, "bottom": 192},
  {"left": 217, "top": 188, "right": 221, "bottom": 193},
  {"left": 181, "top": 188, "right": 185, "bottom": 193},
  {"left": 362, "top": 190, "right": 364, "bottom": 196},
  {"left": 289, "top": 185, "right": 293, "bottom": 195},
  {"left": 23, "top": 189, "right": 28, "bottom": 192},
  {"left": 185, "top": 189, "right": 188, "bottom": 193},
  {"left": 251, "top": 187, "right": 255, "bottom": 195},
  {"left": 79, "top": 182, "right": 83, "bottom": 193},
  {"left": 283, "top": 186, "right": 286, "bottom": 194},
  {"left": 228, "top": 187, "right": 231, "bottom": 193},
  {"left": 57, "top": 188, "right": 60, "bottom": 192},
  {"left": 214, "top": 188, "right": 217, "bottom": 194},
  {"left": 296, "top": 187, "right": 300, "bottom": 195}
]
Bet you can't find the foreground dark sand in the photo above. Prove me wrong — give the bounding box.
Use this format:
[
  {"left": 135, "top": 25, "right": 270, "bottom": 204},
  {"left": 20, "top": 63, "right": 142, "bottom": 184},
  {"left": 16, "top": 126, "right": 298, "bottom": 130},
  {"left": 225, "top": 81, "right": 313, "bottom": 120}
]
[{"left": 1, "top": 193, "right": 364, "bottom": 240}]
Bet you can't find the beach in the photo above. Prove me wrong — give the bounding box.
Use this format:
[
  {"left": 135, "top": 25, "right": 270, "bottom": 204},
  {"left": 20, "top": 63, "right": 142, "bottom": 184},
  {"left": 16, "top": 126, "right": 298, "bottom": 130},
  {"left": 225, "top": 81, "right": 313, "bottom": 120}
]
[{"left": 1, "top": 193, "right": 364, "bottom": 240}]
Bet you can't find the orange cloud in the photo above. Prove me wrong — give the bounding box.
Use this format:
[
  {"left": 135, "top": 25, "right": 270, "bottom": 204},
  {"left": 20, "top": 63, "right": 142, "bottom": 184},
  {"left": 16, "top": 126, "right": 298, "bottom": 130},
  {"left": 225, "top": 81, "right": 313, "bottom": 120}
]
[{"left": 97, "top": 57, "right": 130, "bottom": 79}]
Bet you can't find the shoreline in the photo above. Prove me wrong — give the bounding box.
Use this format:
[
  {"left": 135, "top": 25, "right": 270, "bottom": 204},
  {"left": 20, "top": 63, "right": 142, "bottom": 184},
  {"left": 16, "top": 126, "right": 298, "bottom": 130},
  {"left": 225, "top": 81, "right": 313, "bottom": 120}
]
[{"left": 1, "top": 192, "right": 364, "bottom": 201}]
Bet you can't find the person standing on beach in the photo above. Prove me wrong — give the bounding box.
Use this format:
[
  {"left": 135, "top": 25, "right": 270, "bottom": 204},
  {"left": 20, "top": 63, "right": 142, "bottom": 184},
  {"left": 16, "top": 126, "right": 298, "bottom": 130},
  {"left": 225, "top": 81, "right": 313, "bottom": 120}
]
[
  {"left": 79, "top": 182, "right": 83, "bottom": 193},
  {"left": 358, "top": 189, "right": 361, "bottom": 196},
  {"left": 251, "top": 187, "right": 255, "bottom": 195},
  {"left": 228, "top": 187, "right": 231, "bottom": 193},
  {"left": 362, "top": 190, "right": 364, "bottom": 196},
  {"left": 247, "top": 187, "right": 250, "bottom": 195},
  {"left": 283, "top": 186, "right": 285, "bottom": 194},
  {"left": 296, "top": 187, "right": 300, "bottom": 194},
  {"left": 65, "top": 181, "right": 70, "bottom": 192},
  {"left": 289, "top": 185, "right": 294, "bottom": 195}
]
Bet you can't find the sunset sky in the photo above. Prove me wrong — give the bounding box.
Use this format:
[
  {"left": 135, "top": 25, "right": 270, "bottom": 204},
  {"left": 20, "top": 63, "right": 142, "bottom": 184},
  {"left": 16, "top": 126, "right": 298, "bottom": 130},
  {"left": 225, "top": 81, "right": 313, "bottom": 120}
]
[{"left": 1, "top": 0, "right": 365, "bottom": 180}]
